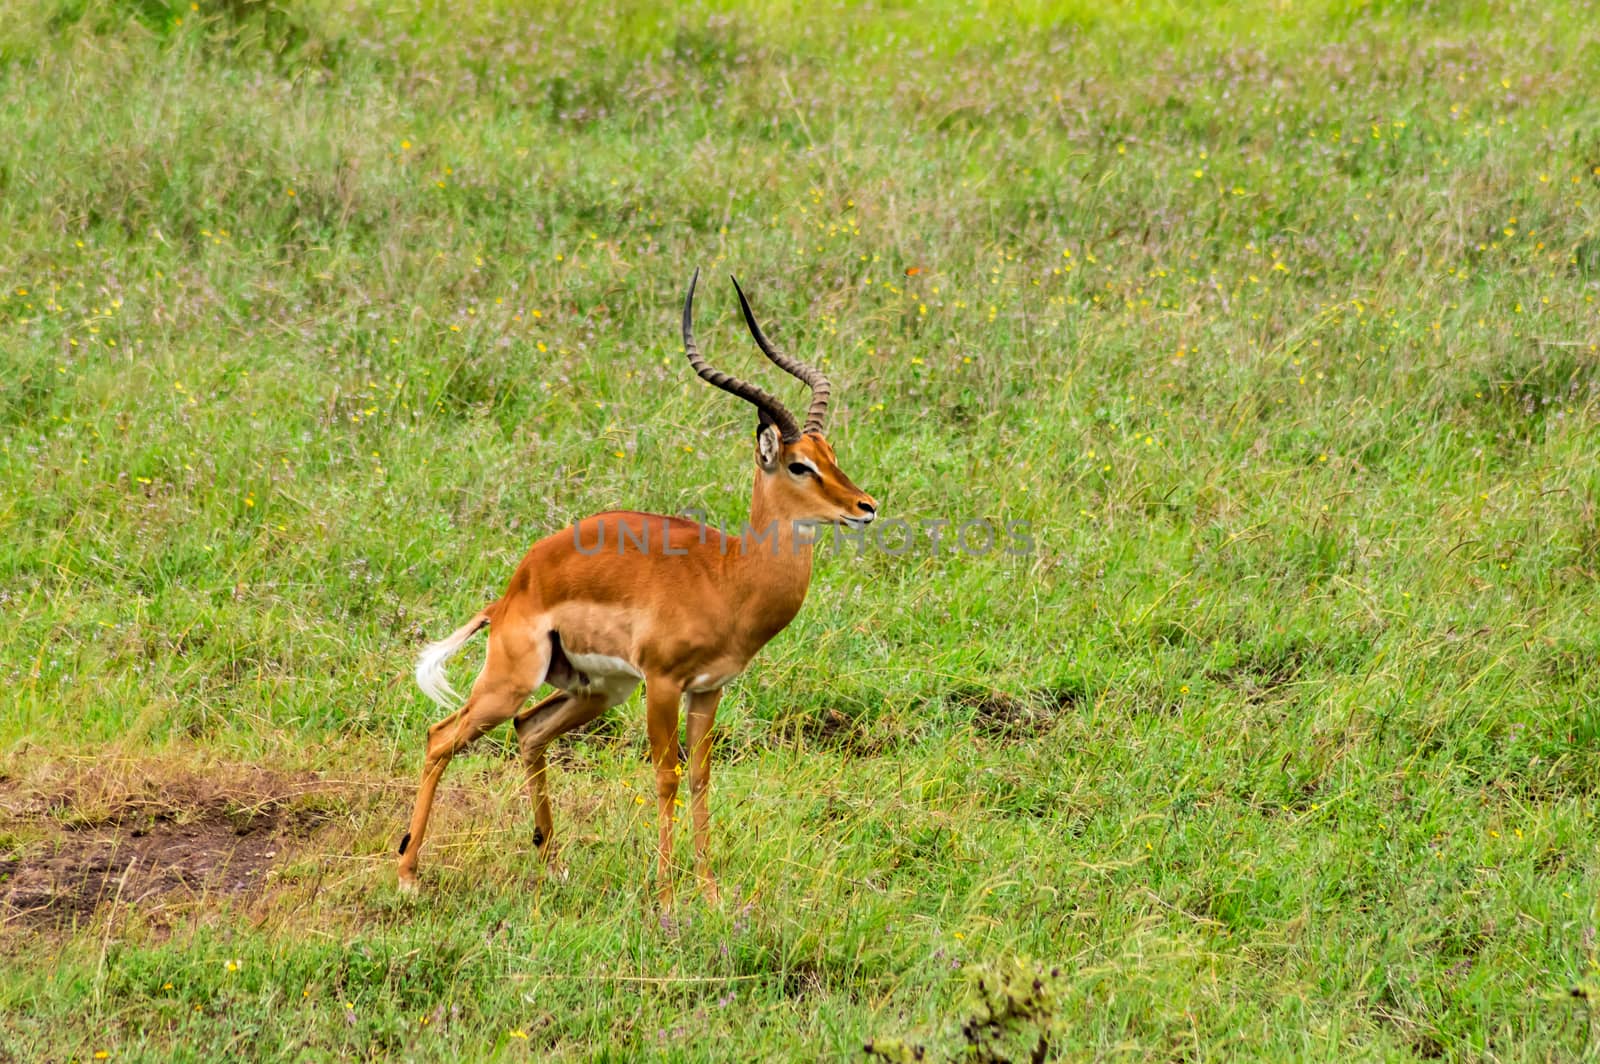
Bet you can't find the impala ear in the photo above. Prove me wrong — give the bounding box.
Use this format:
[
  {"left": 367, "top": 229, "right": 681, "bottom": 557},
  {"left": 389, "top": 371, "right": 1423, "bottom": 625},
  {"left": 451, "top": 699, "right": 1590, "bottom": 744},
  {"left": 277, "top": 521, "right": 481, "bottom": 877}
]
[{"left": 755, "top": 420, "right": 783, "bottom": 471}]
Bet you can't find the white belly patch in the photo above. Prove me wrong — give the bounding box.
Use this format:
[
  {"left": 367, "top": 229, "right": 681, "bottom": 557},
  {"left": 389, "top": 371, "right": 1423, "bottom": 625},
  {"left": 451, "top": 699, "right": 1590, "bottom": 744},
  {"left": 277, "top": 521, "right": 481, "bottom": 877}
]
[
  {"left": 687, "top": 671, "right": 740, "bottom": 693},
  {"left": 563, "top": 651, "right": 643, "bottom": 706}
]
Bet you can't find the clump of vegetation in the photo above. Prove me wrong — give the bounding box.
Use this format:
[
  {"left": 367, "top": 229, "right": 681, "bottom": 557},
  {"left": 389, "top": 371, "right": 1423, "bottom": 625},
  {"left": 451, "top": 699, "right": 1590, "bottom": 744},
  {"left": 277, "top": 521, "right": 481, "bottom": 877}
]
[{"left": 867, "top": 958, "right": 1064, "bottom": 1063}]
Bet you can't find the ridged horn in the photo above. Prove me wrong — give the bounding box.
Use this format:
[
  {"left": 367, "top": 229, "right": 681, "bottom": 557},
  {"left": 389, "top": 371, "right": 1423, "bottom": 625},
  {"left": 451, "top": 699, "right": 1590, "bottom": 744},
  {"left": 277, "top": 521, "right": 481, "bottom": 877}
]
[
  {"left": 682, "top": 269, "right": 802, "bottom": 441},
  {"left": 730, "top": 276, "right": 831, "bottom": 435}
]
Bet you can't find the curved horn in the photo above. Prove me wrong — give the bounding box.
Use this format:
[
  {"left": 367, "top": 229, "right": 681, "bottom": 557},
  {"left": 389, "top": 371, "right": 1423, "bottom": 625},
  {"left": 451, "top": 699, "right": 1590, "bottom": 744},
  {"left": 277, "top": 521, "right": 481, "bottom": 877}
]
[
  {"left": 682, "top": 269, "right": 802, "bottom": 442},
  {"left": 730, "top": 276, "right": 831, "bottom": 435}
]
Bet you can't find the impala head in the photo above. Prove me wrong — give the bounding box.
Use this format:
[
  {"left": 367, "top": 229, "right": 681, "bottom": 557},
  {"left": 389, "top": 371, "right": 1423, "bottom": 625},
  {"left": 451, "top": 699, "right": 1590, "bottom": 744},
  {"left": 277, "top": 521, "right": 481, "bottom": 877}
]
[{"left": 682, "top": 270, "right": 878, "bottom": 530}]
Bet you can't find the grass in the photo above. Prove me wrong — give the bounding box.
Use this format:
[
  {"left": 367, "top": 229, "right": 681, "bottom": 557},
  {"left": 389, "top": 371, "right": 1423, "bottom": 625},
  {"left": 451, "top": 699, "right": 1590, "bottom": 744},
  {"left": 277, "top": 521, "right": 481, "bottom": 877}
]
[{"left": 1, "top": 0, "right": 1598, "bottom": 1058}]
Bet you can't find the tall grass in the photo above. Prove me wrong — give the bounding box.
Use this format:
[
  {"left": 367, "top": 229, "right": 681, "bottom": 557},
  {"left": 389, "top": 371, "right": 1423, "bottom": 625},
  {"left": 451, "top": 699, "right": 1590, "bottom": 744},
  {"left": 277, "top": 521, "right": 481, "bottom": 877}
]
[{"left": 1, "top": 0, "right": 1598, "bottom": 1059}]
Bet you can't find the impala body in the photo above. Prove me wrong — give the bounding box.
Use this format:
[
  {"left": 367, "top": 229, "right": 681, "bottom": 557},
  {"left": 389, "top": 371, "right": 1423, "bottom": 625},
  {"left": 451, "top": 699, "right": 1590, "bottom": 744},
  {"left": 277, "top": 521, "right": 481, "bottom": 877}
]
[{"left": 397, "top": 273, "right": 877, "bottom": 905}]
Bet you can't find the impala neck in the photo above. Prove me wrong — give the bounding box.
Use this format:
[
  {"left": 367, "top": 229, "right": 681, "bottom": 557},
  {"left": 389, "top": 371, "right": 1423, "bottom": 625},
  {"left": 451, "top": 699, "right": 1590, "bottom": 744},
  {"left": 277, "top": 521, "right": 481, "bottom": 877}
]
[{"left": 729, "top": 468, "right": 815, "bottom": 644}]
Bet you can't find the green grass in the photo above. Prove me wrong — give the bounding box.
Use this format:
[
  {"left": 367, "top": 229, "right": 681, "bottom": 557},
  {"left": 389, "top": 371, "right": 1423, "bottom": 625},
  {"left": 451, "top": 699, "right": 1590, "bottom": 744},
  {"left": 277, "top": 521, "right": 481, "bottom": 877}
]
[{"left": 2, "top": 0, "right": 1599, "bottom": 1058}]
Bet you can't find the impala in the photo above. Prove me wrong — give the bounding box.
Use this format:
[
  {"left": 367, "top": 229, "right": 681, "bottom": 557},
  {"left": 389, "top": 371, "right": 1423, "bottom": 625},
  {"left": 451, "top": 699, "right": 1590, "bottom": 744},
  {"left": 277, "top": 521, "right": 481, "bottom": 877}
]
[{"left": 397, "top": 271, "right": 878, "bottom": 905}]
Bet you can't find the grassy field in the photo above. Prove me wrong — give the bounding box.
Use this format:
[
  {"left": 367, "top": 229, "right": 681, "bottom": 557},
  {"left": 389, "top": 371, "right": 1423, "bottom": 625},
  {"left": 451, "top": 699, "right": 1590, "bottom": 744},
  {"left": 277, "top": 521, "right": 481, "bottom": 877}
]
[{"left": 2, "top": 0, "right": 1599, "bottom": 1058}]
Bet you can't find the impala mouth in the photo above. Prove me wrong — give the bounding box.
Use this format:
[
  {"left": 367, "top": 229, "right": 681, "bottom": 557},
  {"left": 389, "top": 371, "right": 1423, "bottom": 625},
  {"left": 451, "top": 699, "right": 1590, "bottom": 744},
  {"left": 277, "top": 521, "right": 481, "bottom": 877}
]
[{"left": 841, "top": 514, "right": 874, "bottom": 530}]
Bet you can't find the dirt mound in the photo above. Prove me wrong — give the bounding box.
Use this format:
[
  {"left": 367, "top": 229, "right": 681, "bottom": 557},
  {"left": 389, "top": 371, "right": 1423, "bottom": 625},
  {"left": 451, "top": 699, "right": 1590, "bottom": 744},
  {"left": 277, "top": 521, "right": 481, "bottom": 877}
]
[
  {"left": 0, "top": 760, "right": 335, "bottom": 933},
  {"left": 1, "top": 806, "right": 293, "bottom": 930}
]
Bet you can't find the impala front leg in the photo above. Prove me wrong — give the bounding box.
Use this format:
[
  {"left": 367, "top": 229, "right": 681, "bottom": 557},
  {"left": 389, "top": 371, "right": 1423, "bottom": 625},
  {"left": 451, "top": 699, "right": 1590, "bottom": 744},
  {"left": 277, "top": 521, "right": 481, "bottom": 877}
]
[
  {"left": 685, "top": 688, "right": 723, "bottom": 904},
  {"left": 645, "top": 678, "right": 684, "bottom": 909}
]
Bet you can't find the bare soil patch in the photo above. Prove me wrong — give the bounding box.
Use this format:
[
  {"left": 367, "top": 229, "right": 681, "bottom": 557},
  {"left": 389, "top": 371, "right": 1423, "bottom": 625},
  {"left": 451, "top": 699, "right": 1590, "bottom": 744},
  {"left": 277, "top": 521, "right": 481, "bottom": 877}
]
[
  {"left": 0, "top": 757, "right": 338, "bottom": 933},
  {"left": 0, "top": 807, "right": 293, "bottom": 930}
]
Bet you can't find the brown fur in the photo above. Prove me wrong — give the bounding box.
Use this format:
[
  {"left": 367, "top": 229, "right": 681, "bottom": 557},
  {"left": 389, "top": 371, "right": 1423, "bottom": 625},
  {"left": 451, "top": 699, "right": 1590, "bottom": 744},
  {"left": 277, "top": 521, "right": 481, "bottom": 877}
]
[{"left": 397, "top": 428, "right": 876, "bottom": 906}]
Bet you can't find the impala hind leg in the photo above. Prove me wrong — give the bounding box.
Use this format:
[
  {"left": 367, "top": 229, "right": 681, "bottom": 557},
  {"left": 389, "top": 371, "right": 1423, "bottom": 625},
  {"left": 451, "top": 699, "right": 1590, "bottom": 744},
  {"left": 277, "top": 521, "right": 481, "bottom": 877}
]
[
  {"left": 514, "top": 689, "right": 610, "bottom": 870},
  {"left": 396, "top": 679, "right": 528, "bottom": 890},
  {"left": 399, "top": 623, "right": 550, "bottom": 890},
  {"left": 685, "top": 688, "right": 724, "bottom": 904}
]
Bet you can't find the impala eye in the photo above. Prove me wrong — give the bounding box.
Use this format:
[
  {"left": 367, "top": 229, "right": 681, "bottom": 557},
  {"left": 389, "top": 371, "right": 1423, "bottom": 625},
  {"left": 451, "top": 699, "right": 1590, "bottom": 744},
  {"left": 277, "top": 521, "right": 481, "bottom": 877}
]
[{"left": 788, "top": 462, "right": 814, "bottom": 477}]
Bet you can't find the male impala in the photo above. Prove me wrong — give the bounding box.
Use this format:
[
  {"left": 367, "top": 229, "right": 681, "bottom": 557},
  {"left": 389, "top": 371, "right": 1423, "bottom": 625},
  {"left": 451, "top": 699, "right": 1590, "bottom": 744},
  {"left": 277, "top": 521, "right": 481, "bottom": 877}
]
[{"left": 397, "top": 271, "right": 878, "bottom": 905}]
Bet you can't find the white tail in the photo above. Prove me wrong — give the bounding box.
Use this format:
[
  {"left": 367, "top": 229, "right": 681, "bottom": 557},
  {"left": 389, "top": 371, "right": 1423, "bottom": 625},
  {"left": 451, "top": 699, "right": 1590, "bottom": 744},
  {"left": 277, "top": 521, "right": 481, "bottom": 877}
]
[{"left": 414, "top": 613, "right": 489, "bottom": 709}]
